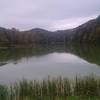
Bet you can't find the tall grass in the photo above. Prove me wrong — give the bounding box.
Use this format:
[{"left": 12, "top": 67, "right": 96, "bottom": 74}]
[
  {"left": 0, "top": 75, "right": 100, "bottom": 100},
  {"left": 0, "top": 85, "right": 8, "bottom": 100}
]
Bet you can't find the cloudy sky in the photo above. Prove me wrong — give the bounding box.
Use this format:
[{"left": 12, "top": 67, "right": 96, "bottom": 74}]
[{"left": 0, "top": 0, "right": 100, "bottom": 31}]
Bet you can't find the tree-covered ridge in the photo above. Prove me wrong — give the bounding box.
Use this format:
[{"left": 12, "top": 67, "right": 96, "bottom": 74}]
[
  {"left": 0, "top": 15, "right": 100, "bottom": 44},
  {"left": 70, "top": 15, "right": 100, "bottom": 42}
]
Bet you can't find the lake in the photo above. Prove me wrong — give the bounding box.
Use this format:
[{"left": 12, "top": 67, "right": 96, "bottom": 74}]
[{"left": 0, "top": 43, "right": 100, "bottom": 85}]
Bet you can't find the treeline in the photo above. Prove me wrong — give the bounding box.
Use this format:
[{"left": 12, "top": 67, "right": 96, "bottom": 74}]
[
  {"left": 0, "top": 28, "right": 66, "bottom": 45},
  {"left": 0, "top": 15, "right": 100, "bottom": 45}
]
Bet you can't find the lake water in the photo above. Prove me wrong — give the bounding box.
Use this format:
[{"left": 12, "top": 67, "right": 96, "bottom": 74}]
[{"left": 0, "top": 43, "right": 100, "bottom": 85}]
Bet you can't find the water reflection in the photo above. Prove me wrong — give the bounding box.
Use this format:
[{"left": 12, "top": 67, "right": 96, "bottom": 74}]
[
  {"left": 0, "top": 43, "right": 99, "bottom": 66},
  {"left": 0, "top": 43, "right": 100, "bottom": 84}
]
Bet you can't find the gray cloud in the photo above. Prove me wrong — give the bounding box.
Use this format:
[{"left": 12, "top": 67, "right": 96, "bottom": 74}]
[{"left": 0, "top": 0, "right": 100, "bottom": 31}]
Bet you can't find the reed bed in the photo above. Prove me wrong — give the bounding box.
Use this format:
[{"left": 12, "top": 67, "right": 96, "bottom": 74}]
[{"left": 0, "top": 75, "right": 100, "bottom": 100}]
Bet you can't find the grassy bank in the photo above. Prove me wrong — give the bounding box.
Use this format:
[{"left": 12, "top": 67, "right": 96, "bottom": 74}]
[{"left": 0, "top": 75, "right": 100, "bottom": 100}]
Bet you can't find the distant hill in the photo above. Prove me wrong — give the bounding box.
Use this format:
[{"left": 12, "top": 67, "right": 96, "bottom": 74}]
[
  {"left": 68, "top": 15, "right": 100, "bottom": 42},
  {"left": 0, "top": 15, "right": 100, "bottom": 45}
]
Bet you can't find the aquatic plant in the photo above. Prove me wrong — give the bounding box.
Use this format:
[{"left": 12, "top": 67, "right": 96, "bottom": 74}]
[{"left": 0, "top": 75, "right": 100, "bottom": 100}]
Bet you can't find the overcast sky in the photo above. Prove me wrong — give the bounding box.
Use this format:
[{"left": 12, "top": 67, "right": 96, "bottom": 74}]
[{"left": 0, "top": 0, "right": 100, "bottom": 31}]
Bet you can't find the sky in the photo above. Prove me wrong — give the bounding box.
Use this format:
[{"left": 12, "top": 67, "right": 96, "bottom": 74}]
[{"left": 0, "top": 0, "right": 100, "bottom": 31}]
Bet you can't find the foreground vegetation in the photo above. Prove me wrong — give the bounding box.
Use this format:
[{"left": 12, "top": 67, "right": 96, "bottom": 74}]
[{"left": 0, "top": 75, "right": 100, "bottom": 100}]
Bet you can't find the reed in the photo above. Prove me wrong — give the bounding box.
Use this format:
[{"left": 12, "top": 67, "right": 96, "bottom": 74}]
[
  {"left": 0, "top": 85, "right": 8, "bottom": 100},
  {"left": 0, "top": 75, "right": 100, "bottom": 100}
]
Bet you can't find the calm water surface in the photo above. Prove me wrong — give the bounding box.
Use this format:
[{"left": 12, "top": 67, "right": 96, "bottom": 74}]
[{"left": 0, "top": 43, "right": 100, "bottom": 84}]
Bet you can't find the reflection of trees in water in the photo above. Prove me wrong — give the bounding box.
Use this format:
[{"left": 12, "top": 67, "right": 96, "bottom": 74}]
[
  {"left": 65, "top": 43, "right": 100, "bottom": 66},
  {"left": 0, "top": 43, "right": 100, "bottom": 66}
]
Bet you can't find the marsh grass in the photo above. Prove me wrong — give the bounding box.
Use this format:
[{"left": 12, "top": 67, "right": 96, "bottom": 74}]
[
  {"left": 0, "top": 85, "right": 8, "bottom": 100},
  {"left": 0, "top": 75, "right": 100, "bottom": 100}
]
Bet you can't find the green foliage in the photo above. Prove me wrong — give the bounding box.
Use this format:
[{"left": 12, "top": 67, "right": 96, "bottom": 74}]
[
  {"left": 96, "top": 27, "right": 100, "bottom": 41},
  {"left": 0, "top": 85, "right": 8, "bottom": 100},
  {"left": 0, "top": 75, "right": 100, "bottom": 99}
]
